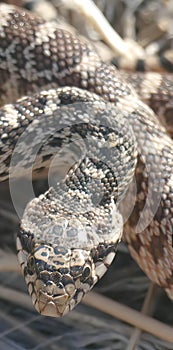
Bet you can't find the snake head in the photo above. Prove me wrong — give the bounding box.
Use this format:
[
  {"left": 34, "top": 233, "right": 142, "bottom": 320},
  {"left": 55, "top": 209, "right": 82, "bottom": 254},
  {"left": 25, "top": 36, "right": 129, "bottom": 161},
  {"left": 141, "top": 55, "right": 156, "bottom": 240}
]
[
  {"left": 17, "top": 234, "right": 118, "bottom": 317},
  {"left": 16, "top": 197, "right": 123, "bottom": 317}
]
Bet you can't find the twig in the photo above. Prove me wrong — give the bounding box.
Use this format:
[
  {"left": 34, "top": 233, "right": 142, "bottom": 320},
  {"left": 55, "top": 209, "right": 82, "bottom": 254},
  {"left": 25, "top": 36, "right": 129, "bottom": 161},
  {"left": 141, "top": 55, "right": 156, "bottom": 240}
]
[
  {"left": 125, "top": 283, "right": 158, "bottom": 350},
  {"left": 1, "top": 284, "right": 173, "bottom": 344},
  {"left": 0, "top": 286, "right": 33, "bottom": 310},
  {"left": 59, "top": 0, "right": 139, "bottom": 58},
  {"left": 83, "top": 291, "right": 173, "bottom": 344},
  {"left": 0, "top": 250, "right": 19, "bottom": 272}
]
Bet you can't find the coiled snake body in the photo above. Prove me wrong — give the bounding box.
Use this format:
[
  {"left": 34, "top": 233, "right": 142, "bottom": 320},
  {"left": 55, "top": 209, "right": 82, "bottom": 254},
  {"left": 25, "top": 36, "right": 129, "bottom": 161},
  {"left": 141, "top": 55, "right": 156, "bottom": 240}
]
[{"left": 0, "top": 4, "right": 173, "bottom": 317}]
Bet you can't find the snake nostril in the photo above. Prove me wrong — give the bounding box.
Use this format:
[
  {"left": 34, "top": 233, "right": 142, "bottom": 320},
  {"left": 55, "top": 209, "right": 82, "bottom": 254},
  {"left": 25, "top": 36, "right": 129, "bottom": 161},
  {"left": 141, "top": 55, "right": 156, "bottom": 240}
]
[
  {"left": 51, "top": 271, "right": 62, "bottom": 284},
  {"left": 39, "top": 270, "right": 51, "bottom": 283},
  {"left": 70, "top": 265, "right": 83, "bottom": 278},
  {"left": 45, "top": 280, "right": 53, "bottom": 286}
]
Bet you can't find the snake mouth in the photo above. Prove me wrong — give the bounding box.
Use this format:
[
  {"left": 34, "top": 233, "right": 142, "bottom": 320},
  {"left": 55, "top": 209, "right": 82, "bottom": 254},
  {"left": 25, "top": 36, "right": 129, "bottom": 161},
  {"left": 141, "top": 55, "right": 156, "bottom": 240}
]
[
  {"left": 33, "top": 283, "right": 87, "bottom": 317},
  {"left": 34, "top": 286, "right": 82, "bottom": 317}
]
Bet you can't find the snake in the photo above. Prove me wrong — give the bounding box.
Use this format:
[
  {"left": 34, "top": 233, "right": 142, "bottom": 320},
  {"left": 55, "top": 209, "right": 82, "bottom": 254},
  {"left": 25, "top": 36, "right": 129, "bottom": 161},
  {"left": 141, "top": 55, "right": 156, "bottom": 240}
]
[{"left": 0, "top": 3, "right": 173, "bottom": 317}]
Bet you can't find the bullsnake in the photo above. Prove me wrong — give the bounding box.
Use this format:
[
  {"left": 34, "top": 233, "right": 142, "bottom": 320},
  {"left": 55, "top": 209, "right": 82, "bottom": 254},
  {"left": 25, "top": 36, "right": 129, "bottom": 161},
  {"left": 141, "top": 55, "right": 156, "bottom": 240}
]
[{"left": 0, "top": 3, "right": 173, "bottom": 317}]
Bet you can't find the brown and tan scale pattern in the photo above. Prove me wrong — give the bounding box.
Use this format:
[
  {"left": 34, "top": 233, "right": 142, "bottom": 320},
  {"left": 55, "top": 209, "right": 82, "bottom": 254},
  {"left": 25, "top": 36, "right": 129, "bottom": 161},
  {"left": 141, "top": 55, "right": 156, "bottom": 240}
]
[
  {"left": 0, "top": 3, "right": 173, "bottom": 315},
  {"left": 121, "top": 72, "right": 173, "bottom": 138}
]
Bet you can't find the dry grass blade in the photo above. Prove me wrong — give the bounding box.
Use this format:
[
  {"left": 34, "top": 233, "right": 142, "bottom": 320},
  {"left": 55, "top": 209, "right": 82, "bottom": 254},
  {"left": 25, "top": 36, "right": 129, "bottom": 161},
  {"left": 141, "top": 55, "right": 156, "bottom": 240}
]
[
  {"left": 0, "top": 249, "right": 19, "bottom": 272},
  {"left": 59, "top": 0, "right": 142, "bottom": 58},
  {"left": 126, "top": 283, "right": 158, "bottom": 350},
  {"left": 83, "top": 291, "right": 173, "bottom": 344}
]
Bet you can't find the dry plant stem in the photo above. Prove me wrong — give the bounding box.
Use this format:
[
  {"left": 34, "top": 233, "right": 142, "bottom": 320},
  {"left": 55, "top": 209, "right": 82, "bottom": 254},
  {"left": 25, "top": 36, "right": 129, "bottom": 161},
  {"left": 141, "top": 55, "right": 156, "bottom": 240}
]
[
  {"left": 0, "top": 250, "right": 19, "bottom": 272},
  {"left": 28, "top": 0, "right": 57, "bottom": 21},
  {"left": 0, "top": 285, "right": 172, "bottom": 344},
  {"left": 83, "top": 292, "right": 173, "bottom": 344},
  {"left": 0, "top": 286, "right": 33, "bottom": 310},
  {"left": 60, "top": 0, "right": 130, "bottom": 57},
  {"left": 126, "top": 327, "right": 142, "bottom": 350},
  {"left": 126, "top": 283, "right": 158, "bottom": 350}
]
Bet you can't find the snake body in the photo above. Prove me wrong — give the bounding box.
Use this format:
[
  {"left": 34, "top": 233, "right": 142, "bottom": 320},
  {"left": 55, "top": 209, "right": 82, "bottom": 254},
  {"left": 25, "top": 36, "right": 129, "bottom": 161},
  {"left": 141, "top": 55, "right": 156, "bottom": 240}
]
[{"left": 0, "top": 3, "right": 173, "bottom": 316}]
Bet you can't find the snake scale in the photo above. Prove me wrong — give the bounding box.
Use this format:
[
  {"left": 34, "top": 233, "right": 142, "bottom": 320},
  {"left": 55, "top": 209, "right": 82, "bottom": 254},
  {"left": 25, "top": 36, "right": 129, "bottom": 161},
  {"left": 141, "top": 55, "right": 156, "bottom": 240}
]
[{"left": 0, "top": 3, "right": 173, "bottom": 317}]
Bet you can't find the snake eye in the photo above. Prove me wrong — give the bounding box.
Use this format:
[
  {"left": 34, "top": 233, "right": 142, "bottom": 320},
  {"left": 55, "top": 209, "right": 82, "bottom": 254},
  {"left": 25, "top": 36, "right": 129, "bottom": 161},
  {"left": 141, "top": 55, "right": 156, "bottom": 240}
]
[{"left": 81, "top": 265, "right": 91, "bottom": 282}]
